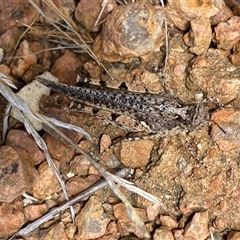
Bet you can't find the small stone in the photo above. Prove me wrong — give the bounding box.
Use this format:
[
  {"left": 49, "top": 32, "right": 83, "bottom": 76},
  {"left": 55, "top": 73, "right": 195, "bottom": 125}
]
[
  {"left": 10, "top": 40, "right": 37, "bottom": 78},
  {"left": 75, "top": 195, "right": 110, "bottom": 239},
  {"left": 43, "top": 133, "right": 76, "bottom": 163},
  {"left": 0, "top": 64, "right": 15, "bottom": 83},
  {"left": 0, "top": 27, "right": 20, "bottom": 53},
  {"left": 65, "top": 223, "right": 77, "bottom": 239},
  {"left": 215, "top": 16, "right": 240, "bottom": 50},
  {"left": 210, "top": 5, "right": 233, "bottom": 26},
  {"left": 173, "top": 229, "right": 184, "bottom": 239},
  {"left": 23, "top": 203, "right": 49, "bottom": 221},
  {"left": 173, "top": 64, "right": 186, "bottom": 76},
  {"left": 113, "top": 203, "right": 148, "bottom": 238},
  {"left": 79, "top": 140, "right": 92, "bottom": 153},
  {"left": 100, "top": 134, "right": 112, "bottom": 154},
  {"left": 61, "top": 210, "right": 72, "bottom": 224},
  {"left": 32, "top": 160, "right": 62, "bottom": 199},
  {"left": 0, "top": 1, "right": 37, "bottom": 34},
  {"left": 66, "top": 174, "right": 100, "bottom": 196},
  {"left": 93, "top": 1, "right": 165, "bottom": 62},
  {"left": 6, "top": 129, "right": 45, "bottom": 165},
  {"left": 153, "top": 226, "right": 175, "bottom": 240},
  {"left": 140, "top": 70, "right": 164, "bottom": 93},
  {"left": 160, "top": 215, "right": 178, "bottom": 229},
  {"left": 107, "top": 221, "right": 118, "bottom": 236},
  {"left": 210, "top": 109, "right": 240, "bottom": 152},
  {"left": 166, "top": 0, "right": 223, "bottom": 30},
  {"left": 75, "top": 0, "right": 117, "bottom": 32},
  {"left": 43, "top": 222, "right": 68, "bottom": 240},
  {"left": 0, "top": 146, "right": 39, "bottom": 202},
  {"left": 0, "top": 199, "right": 25, "bottom": 238},
  {"left": 183, "top": 211, "right": 209, "bottom": 240},
  {"left": 70, "top": 155, "right": 91, "bottom": 176},
  {"left": 146, "top": 203, "right": 160, "bottom": 221},
  {"left": 184, "top": 16, "right": 212, "bottom": 55},
  {"left": 120, "top": 139, "right": 154, "bottom": 168},
  {"left": 88, "top": 165, "right": 100, "bottom": 175},
  {"left": 51, "top": 50, "right": 81, "bottom": 85},
  {"left": 180, "top": 198, "right": 211, "bottom": 216}
]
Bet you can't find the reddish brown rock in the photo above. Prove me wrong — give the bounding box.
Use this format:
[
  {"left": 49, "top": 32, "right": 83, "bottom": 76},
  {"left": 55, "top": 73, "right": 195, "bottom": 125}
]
[
  {"left": 51, "top": 50, "right": 81, "bottom": 85},
  {"left": 75, "top": 195, "right": 110, "bottom": 239},
  {"left": 121, "top": 140, "right": 154, "bottom": 168},
  {"left": 180, "top": 198, "right": 212, "bottom": 216},
  {"left": 173, "top": 229, "right": 184, "bottom": 239},
  {"left": 43, "top": 133, "right": 76, "bottom": 163},
  {"left": 0, "top": 64, "right": 14, "bottom": 80},
  {"left": 210, "top": 5, "right": 233, "bottom": 25},
  {"left": 32, "top": 160, "right": 61, "bottom": 199},
  {"left": 107, "top": 221, "right": 118, "bottom": 237},
  {"left": 10, "top": 40, "right": 37, "bottom": 79},
  {"left": 139, "top": 70, "right": 164, "bottom": 93},
  {"left": 166, "top": 0, "right": 225, "bottom": 30},
  {"left": 113, "top": 203, "right": 148, "bottom": 238},
  {"left": 66, "top": 174, "right": 100, "bottom": 196},
  {"left": 99, "top": 134, "right": 112, "bottom": 155},
  {"left": 70, "top": 155, "right": 91, "bottom": 176},
  {"left": 183, "top": 211, "right": 209, "bottom": 240},
  {"left": 0, "top": 199, "right": 25, "bottom": 238},
  {"left": 42, "top": 222, "right": 68, "bottom": 240},
  {"left": 227, "top": 231, "right": 240, "bottom": 240},
  {"left": 75, "top": 0, "right": 117, "bottom": 32},
  {"left": 120, "top": 139, "right": 154, "bottom": 168},
  {"left": 0, "top": 146, "right": 38, "bottom": 202},
  {"left": 214, "top": 16, "right": 240, "bottom": 50},
  {"left": 0, "top": 27, "right": 20, "bottom": 54},
  {"left": 173, "top": 64, "right": 186, "bottom": 77},
  {"left": 145, "top": 202, "right": 160, "bottom": 221},
  {"left": 210, "top": 109, "right": 240, "bottom": 152},
  {"left": 6, "top": 129, "right": 45, "bottom": 165},
  {"left": 23, "top": 203, "right": 49, "bottom": 221},
  {"left": 88, "top": 165, "right": 100, "bottom": 175},
  {"left": 0, "top": 0, "right": 38, "bottom": 34},
  {"left": 153, "top": 226, "right": 174, "bottom": 240},
  {"left": 93, "top": 1, "right": 165, "bottom": 62},
  {"left": 65, "top": 223, "right": 77, "bottom": 239},
  {"left": 183, "top": 16, "right": 212, "bottom": 55},
  {"left": 230, "top": 42, "right": 240, "bottom": 66},
  {"left": 78, "top": 140, "right": 91, "bottom": 154},
  {"left": 160, "top": 215, "right": 178, "bottom": 229}
]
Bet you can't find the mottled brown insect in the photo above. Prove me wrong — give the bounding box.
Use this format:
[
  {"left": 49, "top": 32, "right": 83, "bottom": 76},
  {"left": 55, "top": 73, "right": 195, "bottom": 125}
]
[{"left": 37, "top": 76, "right": 210, "bottom": 134}]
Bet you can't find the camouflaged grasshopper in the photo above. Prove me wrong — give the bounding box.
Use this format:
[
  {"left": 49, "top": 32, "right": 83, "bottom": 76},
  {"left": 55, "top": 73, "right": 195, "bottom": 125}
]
[{"left": 36, "top": 76, "right": 210, "bottom": 135}]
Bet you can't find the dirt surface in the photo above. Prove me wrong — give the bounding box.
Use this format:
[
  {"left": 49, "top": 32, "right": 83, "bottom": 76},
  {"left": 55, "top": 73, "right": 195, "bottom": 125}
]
[{"left": 1, "top": 0, "right": 240, "bottom": 239}]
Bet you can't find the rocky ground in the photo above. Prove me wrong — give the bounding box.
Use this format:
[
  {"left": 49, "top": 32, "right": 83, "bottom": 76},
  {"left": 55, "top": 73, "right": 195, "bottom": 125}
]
[{"left": 1, "top": 0, "right": 240, "bottom": 239}]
